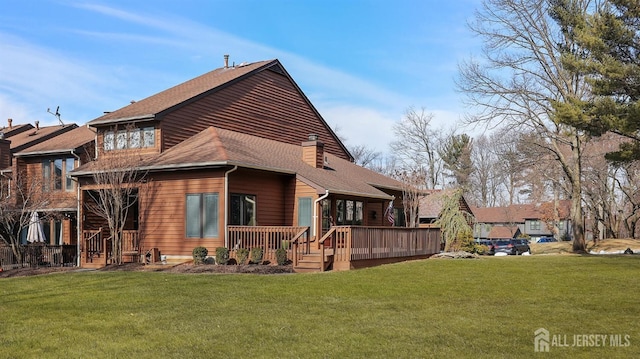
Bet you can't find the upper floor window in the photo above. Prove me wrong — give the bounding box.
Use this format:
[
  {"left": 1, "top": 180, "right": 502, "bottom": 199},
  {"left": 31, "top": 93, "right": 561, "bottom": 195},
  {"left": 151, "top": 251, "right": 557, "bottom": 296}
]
[
  {"left": 104, "top": 126, "right": 155, "bottom": 151},
  {"left": 42, "top": 157, "right": 75, "bottom": 192},
  {"left": 529, "top": 220, "right": 541, "bottom": 231}
]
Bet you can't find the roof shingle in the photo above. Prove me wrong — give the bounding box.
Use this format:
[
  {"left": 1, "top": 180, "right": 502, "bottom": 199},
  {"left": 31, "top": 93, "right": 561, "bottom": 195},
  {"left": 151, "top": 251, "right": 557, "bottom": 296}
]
[
  {"left": 74, "top": 126, "right": 401, "bottom": 199},
  {"left": 88, "top": 60, "right": 275, "bottom": 125}
]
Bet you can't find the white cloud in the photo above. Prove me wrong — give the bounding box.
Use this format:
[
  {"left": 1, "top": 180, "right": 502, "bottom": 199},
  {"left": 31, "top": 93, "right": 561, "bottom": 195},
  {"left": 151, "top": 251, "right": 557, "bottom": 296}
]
[{"left": 319, "top": 105, "right": 398, "bottom": 153}]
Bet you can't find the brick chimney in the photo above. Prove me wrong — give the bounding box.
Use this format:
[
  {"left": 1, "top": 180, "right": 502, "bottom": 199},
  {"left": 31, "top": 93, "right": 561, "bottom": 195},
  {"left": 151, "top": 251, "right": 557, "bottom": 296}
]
[
  {"left": 7, "top": 118, "right": 12, "bottom": 129},
  {"left": 302, "top": 134, "right": 325, "bottom": 168}
]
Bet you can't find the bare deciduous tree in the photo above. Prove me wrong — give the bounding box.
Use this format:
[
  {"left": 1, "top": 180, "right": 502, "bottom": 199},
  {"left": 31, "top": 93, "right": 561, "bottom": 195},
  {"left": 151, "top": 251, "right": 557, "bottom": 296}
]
[
  {"left": 349, "top": 144, "right": 383, "bottom": 168},
  {"left": 84, "top": 148, "right": 147, "bottom": 265},
  {"left": 390, "top": 107, "right": 443, "bottom": 189},
  {"left": 394, "top": 169, "right": 427, "bottom": 228},
  {"left": 457, "top": 0, "right": 595, "bottom": 251},
  {"left": 0, "top": 170, "right": 52, "bottom": 264}
]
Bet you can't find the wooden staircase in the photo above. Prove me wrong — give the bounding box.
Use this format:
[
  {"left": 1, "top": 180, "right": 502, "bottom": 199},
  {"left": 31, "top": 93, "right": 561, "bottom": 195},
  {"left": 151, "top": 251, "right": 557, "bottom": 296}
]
[{"left": 293, "top": 249, "right": 333, "bottom": 273}]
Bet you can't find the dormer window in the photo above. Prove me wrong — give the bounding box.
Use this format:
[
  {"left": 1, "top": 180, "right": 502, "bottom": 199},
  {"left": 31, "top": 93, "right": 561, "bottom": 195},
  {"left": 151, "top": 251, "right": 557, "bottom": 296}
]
[{"left": 104, "top": 126, "right": 155, "bottom": 151}]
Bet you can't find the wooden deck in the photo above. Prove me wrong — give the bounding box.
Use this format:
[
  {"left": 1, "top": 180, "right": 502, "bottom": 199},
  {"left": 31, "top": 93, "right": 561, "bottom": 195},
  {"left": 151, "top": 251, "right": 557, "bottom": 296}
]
[
  {"left": 319, "top": 226, "right": 441, "bottom": 271},
  {"left": 79, "top": 226, "right": 441, "bottom": 272}
]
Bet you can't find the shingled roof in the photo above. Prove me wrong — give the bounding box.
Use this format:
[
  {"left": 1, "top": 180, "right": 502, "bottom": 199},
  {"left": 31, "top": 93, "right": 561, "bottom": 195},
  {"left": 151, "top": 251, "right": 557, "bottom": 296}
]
[
  {"left": 488, "top": 226, "right": 520, "bottom": 239},
  {"left": 472, "top": 201, "right": 571, "bottom": 223},
  {"left": 88, "top": 60, "right": 275, "bottom": 125},
  {"left": 73, "top": 126, "right": 400, "bottom": 200},
  {"left": 14, "top": 125, "right": 95, "bottom": 157},
  {"left": 6, "top": 124, "right": 77, "bottom": 153}
]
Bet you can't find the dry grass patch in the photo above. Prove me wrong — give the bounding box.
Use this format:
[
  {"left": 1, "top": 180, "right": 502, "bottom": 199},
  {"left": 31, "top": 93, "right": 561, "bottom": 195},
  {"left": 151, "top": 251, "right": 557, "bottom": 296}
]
[{"left": 530, "top": 238, "right": 640, "bottom": 255}]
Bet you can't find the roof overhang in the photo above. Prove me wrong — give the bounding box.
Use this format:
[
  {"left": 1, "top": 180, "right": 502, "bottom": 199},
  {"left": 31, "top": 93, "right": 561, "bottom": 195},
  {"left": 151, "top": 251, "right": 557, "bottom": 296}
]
[
  {"left": 87, "top": 114, "right": 156, "bottom": 127},
  {"left": 15, "top": 149, "right": 78, "bottom": 158},
  {"left": 71, "top": 160, "right": 298, "bottom": 177}
]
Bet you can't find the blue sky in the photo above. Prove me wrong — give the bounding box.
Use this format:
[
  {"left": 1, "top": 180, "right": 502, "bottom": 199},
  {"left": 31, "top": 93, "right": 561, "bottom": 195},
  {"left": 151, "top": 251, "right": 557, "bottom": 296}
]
[{"left": 0, "top": 0, "right": 481, "bottom": 153}]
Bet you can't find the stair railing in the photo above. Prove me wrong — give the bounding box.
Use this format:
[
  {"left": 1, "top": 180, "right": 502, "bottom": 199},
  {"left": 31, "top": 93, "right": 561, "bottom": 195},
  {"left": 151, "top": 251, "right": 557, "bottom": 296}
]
[{"left": 290, "top": 227, "right": 311, "bottom": 268}]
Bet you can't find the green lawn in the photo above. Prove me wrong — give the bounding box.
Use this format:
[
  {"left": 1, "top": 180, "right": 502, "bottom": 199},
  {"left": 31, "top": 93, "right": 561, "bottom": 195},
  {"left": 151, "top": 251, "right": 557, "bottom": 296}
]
[{"left": 1, "top": 256, "right": 639, "bottom": 358}]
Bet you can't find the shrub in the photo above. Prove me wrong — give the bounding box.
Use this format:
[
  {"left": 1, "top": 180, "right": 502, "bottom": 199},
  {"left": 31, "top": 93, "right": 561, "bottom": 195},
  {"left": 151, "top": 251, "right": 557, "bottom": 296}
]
[
  {"left": 192, "top": 246, "right": 208, "bottom": 265},
  {"left": 250, "top": 247, "right": 264, "bottom": 264},
  {"left": 205, "top": 257, "right": 216, "bottom": 265},
  {"left": 236, "top": 248, "right": 249, "bottom": 265},
  {"left": 215, "top": 247, "right": 230, "bottom": 265},
  {"left": 275, "top": 248, "right": 288, "bottom": 265}
]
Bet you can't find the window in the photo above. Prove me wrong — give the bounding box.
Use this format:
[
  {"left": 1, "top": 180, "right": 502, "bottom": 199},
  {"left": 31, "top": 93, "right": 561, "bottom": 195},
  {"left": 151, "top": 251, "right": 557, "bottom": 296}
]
[
  {"left": 116, "top": 130, "right": 127, "bottom": 149},
  {"left": 321, "top": 198, "right": 331, "bottom": 233},
  {"left": 298, "top": 197, "right": 313, "bottom": 234},
  {"left": 42, "top": 159, "right": 51, "bottom": 192},
  {"left": 142, "top": 127, "right": 155, "bottom": 148},
  {"left": 393, "top": 208, "right": 406, "bottom": 227},
  {"left": 103, "top": 126, "right": 155, "bottom": 151},
  {"left": 65, "top": 158, "right": 74, "bottom": 191},
  {"left": 43, "top": 158, "right": 75, "bottom": 192},
  {"left": 54, "top": 159, "right": 63, "bottom": 190},
  {"left": 129, "top": 130, "right": 141, "bottom": 148},
  {"left": 186, "top": 193, "right": 219, "bottom": 238},
  {"left": 335, "top": 199, "right": 364, "bottom": 225},
  {"left": 104, "top": 132, "right": 114, "bottom": 151},
  {"left": 529, "top": 220, "right": 541, "bottom": 231},
  {"left": 230, "top": 194, "right": 256, "bottom": 225}
]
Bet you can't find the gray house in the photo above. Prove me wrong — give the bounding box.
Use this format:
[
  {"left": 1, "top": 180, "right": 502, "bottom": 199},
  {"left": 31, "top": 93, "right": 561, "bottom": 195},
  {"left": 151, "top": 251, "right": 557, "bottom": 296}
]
[{"left": 472, "top": 201, "right": 572, "bottom": 242}]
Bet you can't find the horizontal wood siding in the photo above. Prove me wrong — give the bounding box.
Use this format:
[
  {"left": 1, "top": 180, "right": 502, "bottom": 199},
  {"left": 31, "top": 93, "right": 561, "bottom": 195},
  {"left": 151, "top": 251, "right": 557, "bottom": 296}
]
[
  {"left": 138, "top": 170, "right": 226, "bottom": 256},
  {"left": 17, "top": 158, "right": 78, "bottom": 208},
  {"left": 228, "top": 169, "right": 290, "bottom": 226},
  {"left": 160, "top": 70, "right": 350, "bottom": 160}
]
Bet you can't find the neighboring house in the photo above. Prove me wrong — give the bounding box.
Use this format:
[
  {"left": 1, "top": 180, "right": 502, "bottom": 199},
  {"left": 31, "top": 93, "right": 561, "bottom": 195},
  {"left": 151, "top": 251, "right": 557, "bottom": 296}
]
[
  {"left": 12, "top": 125, "right": 95, "bottom": 245},
  {"left": 71, "top": 58, "right": 440, "bottom": 271},
  {"left": 472, "top": 201, "right": 572, "bottom": 241},
  {"left": 0, "top": 120, "right": 94, "bottom": 246},
  {"left": 418, "top": 189, "right": 474, "bottom": 227}
]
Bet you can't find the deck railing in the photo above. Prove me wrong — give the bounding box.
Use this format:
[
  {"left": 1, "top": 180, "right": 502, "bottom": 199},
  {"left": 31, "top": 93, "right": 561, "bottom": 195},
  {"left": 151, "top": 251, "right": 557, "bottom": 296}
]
[
  {"left": 83, "top": 228, "right": 104, "bottom": 264},
  {"left": 321, "top": 226, "right": 441, "bottom": 270},
  {"left": 121, "top": 230, "right": 140, "bottom": 257},
  {"left": 82, "top": 229, "right": 140, "bottom": 265},
  {"left": 228, "top": 226, "right": 309, "bottom": 264},
  {"left": 0, "top": 244, "right": 77, "bottom": 270}
]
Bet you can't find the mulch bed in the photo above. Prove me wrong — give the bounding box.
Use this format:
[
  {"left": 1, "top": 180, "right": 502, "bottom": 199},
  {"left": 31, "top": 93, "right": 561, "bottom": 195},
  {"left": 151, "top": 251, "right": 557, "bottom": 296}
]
[{"left": 0, "top": 262, "right": 294, "bottom": 278}]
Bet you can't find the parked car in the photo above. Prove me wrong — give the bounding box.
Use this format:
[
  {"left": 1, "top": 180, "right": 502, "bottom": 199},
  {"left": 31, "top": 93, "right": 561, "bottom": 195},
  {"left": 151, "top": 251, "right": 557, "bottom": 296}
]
[
  {"left": 537, "top": 237, "right": 557, "bottom": 243},
  {"left": 493, "top": 239, "right": 516, "bottom": 255},
  {"left": 511, "top": 238, "right": 530, "bottom": 255}
]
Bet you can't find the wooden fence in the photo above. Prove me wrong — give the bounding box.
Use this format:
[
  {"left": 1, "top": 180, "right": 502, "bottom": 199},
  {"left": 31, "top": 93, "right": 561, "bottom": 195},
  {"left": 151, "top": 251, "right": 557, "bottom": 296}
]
[{"left": 0, "top": 244, "right": 77, "bottom": 270}]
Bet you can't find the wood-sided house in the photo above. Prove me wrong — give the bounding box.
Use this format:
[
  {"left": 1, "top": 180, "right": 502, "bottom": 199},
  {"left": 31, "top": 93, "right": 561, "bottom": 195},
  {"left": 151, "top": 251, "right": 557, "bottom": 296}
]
[
  {"left": 11, "top": 125, "right": 95, "bottom": 246},
  {"left": 72, "top": 58, "right": 440, "bottom": 272},
  {"left": 0, "top": 121, "right": 94, "bottom": 245}
]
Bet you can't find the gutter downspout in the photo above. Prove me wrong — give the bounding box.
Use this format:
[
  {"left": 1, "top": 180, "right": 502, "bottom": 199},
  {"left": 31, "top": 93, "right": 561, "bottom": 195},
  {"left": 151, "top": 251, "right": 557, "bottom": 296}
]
[
  {"left": 313, "top": 190, "right": 329, "bottom": 238},
  {"left": 70, "top": 150, "right": 82, "bottom": 267},
  {"left": 224, "top": 166, "right": 238, "bottom": 248}
]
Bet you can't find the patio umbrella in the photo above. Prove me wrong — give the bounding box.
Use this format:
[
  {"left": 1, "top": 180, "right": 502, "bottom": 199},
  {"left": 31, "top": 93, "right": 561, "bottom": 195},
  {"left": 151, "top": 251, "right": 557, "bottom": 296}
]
[{"left": 26, "top": 211, "right": 46, "bottom": 243}]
